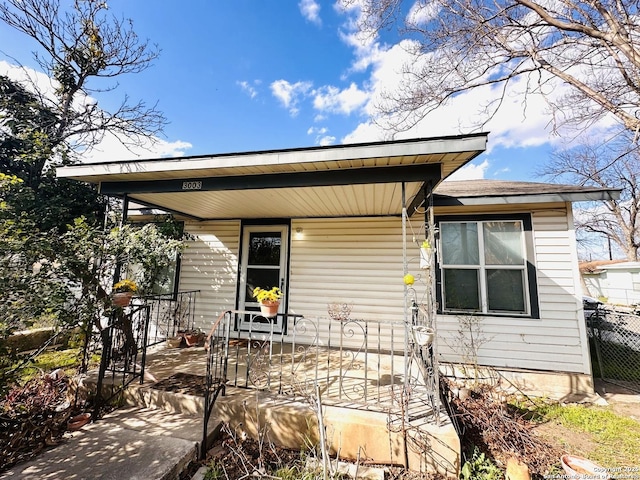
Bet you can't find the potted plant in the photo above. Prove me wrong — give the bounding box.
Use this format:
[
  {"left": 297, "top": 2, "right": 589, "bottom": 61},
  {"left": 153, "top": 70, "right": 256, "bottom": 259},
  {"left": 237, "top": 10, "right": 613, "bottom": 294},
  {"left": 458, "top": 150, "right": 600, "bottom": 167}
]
[
  {"left": 182, "top": 329, "right": 205, "bottom": 347},
  {"left": 412, "top": 325, "right": 435, "bottom": 346},
  {"left": 112, "top": 279, "right": 138, "bottom": 307},
  {"left": 252, "top": 286, "right": 283, "bottom": 317}
]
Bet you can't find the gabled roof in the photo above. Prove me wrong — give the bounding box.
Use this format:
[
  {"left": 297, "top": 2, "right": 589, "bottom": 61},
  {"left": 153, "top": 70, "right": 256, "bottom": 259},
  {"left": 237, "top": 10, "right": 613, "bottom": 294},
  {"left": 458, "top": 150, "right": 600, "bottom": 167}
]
[
  {"left": 434, "top": 180, "right": 620, "bottom": 205},
  {"left": 57, "top": 134, "right": 488, "bottom": 220}
]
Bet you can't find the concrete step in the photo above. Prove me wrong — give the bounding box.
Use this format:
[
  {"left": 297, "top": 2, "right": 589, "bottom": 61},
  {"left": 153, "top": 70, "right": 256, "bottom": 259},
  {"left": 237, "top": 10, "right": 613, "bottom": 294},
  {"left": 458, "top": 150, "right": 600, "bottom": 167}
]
[
  {"left": 99, "top": 406, "right": 222, "bottom": 451},
  {"left": 124, "top": 382, "right": 208, "bottom": 416},
  {"left": 119, "top": 381, "right": 224, "bottom": 464}
]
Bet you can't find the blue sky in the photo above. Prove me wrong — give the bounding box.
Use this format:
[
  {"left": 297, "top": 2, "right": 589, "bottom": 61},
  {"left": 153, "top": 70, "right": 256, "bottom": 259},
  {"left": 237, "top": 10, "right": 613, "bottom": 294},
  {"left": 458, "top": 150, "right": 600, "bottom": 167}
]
[{"left": 0, "top": 0, "right": 614, "bottom": 182}]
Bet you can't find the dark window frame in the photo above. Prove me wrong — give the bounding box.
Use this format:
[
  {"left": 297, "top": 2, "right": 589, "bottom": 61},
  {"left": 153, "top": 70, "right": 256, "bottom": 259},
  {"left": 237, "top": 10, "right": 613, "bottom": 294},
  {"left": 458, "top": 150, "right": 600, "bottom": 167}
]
[{"left": 435, "top": 213, "right": 540, "bottom": 319}]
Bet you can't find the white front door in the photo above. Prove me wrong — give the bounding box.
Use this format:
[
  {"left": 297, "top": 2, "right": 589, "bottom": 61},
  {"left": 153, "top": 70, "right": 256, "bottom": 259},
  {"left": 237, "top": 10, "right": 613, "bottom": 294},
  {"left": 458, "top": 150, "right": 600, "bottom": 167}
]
[{"left": 238, "top": 225, "right": 289, "bottom": 333}]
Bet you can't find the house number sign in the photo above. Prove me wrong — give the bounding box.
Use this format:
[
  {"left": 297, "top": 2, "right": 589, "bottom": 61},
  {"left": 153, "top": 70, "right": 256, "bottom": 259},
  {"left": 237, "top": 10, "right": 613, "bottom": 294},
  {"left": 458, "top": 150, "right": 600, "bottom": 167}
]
[{"left": 182, "top": 181, "right": 202, "bottom": 190}]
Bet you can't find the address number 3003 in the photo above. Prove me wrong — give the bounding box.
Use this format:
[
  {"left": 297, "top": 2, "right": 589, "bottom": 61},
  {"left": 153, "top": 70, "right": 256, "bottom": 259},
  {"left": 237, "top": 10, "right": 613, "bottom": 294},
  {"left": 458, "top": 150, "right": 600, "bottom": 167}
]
[{"left": 182, "top": 181, "right": 202, "bottom": 190}]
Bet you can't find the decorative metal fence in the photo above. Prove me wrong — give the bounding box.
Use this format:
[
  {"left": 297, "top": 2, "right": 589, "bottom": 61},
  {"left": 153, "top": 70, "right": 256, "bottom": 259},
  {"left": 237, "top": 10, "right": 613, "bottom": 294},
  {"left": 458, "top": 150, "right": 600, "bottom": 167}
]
[
  {"left": 133, "top": 290, "right": 199, "bottom": 346},
  {"left": 90, "top": 290, "right": 199, "bottom": 417},
  {"left": 408, "top": 303, "right": 440, "bottom": 421},
  {"left": 94, "top": 303, "right": 151, "bottom": 417},
  {"left": 587, "top": 305, "right": 640, "bottom": 393},
  {"left": 204, "top": 309, "right": 440, "bottom": 415}
]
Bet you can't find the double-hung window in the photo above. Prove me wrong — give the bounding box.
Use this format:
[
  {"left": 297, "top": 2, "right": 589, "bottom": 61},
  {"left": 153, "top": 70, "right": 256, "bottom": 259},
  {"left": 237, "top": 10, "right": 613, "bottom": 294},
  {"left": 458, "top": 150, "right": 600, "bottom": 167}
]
[{"left": 437, "top": 215, "right": 538, "bottom": 317}]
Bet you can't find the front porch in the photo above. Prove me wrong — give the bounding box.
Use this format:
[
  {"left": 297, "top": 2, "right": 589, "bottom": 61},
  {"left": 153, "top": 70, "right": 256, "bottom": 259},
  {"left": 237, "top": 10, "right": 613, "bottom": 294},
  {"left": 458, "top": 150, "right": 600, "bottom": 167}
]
[{"left": 89, "top": 306, "right": 459, "bottom": 477}]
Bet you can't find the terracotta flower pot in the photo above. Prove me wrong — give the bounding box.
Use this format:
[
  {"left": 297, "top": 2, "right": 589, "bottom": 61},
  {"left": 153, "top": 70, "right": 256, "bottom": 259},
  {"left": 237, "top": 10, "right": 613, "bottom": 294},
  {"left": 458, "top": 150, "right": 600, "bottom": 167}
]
[
  {"left": 561, "top": 454, "right": 607, "bottom": 478},
  {"left": 260, "top": 302, "right": 280, "bottom": 318},
  {"left": 184, "top": 332, "right": 204, "bottom": 347},
  {"left": 68, "top": 413, "right": 91, "bottom": 431},
  {"left": 113, "top": 292, "right": 133, "bottom": 307}
]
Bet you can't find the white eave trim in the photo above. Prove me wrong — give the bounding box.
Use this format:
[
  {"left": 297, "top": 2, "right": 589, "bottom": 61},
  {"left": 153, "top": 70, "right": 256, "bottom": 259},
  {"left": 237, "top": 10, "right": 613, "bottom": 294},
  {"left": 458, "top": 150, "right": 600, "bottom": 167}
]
[
  {"left": 435, "top": 190, "right": 621, "bottom": 206},
  {"left": 57, "top": 134, "right": 488, "bottom": 180}
]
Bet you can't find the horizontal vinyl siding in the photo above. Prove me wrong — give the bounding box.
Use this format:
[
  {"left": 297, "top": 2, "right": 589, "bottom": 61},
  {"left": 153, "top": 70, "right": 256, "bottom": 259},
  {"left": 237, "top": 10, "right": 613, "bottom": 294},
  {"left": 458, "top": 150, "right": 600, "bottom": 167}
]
[
  {"left": 436, "top": 206, "right": 590, "bottom": 374},
  {"left": 174, "top": 207, "right": 589, "bottom": 375},
  {"left": 287, "top": 217, "right": 417, "bottom": 352},
  {"left": 180, "top": 220, "right": 240, "bottom": 331}
]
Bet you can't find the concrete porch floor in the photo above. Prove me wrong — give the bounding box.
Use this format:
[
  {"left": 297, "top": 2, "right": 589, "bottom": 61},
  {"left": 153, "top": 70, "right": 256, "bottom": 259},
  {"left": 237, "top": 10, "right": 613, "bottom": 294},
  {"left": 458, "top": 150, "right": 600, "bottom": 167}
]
[{"left": 119, "top": 343, "right": 461, "bottom": 477}]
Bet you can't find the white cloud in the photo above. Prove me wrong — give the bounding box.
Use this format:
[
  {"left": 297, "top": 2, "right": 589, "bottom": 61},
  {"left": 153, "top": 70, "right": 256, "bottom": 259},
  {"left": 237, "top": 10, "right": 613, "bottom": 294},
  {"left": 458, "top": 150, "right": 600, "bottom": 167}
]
[
  {"left": 313, "top": 82, "right": 369, "bottom": 115},
  {"left": 1, "top": 61, "right": 50, "bottom": 94},
  {"left": 80, "top": 131, "right": 192, "bottom": 163},
  {"left": 445, "top": 159, "right": 490, "bottom": 181},
  {"left": 406, "top": 1, "right": 440, "bottom": 26},
  {"left": 270, "top": 79, "right": 313, "bottom": 116},
  {"left": 318, "top": 135, "right": 336, "bottom": 146},
  {"left": 341, "top": 39, "right": 618, "bottom": 152},
  {"left": 335, "top": 0, "right": 386, "bottom": 73},
  {"left": 1, "top": 61, "right": 192, "bottom": 163},
  {"left": 299, "top": 0, "right": 322, "bottom": 25},
  {"left": 237, "top": 80, "right": 259, "bottom": 99},
  {"left": 307, "top": 126, "right": 335, "bottom": 146}
]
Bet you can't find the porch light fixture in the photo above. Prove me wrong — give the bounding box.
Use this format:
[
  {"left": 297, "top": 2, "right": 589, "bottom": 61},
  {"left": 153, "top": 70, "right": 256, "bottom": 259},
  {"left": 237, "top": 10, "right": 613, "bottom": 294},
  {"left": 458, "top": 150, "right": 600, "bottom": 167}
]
[{"left": 295, "top": 227, "right": 304, "bottom": 240}]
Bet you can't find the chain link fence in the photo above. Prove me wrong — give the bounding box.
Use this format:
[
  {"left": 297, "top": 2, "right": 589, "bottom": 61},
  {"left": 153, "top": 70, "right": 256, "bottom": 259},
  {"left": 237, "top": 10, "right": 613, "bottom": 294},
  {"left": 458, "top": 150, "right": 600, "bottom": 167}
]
[{"left": 586, "top": 300, "right": 640, "bottom": 393}]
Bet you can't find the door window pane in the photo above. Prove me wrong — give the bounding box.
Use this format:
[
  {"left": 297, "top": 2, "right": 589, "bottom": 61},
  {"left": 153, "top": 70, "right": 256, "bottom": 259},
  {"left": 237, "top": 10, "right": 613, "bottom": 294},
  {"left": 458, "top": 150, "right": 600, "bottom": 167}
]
[
  {"left": 441, "top": 223, "right": 479, "bottom": 265},
  {"left": 248, "top": 232, "right": 281, "bottom": 265},
  {"left": 443, "top": 269, "right": 480, "bottom": 310},
  {"left": 246, "top": 268, "right": 280, "bottom": 302},
  {"left": 486, "top": 269, "right": 525, "bottom": 312},
  {"left": 483, "top": 221, "right": 524, "bottom": 265}
]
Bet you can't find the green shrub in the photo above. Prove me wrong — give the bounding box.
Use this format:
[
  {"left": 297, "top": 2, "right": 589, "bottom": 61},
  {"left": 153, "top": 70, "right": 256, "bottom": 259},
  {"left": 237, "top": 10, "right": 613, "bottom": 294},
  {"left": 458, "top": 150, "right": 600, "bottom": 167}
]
[
  {"left": 460, "top": 447, "right": 503, "bottom": 480},
  {"left": 203, "top": 460, "right": 224, "bottom": 480}
]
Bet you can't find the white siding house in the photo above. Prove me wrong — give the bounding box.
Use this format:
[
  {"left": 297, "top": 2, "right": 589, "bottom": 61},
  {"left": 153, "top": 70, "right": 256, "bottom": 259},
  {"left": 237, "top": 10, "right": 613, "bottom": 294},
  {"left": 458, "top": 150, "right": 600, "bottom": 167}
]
[
  {"left": 582, "top": 261, "right": 640, "bottom": 306},
  {"left": 57, "top": 135, "right": 620, "bottom": 396}
]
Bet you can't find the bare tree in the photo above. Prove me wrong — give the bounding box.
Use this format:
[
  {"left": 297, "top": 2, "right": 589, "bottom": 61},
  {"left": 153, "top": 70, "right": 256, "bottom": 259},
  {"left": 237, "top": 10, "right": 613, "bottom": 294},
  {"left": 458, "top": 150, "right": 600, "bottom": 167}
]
[
  {"left": 341, "top": 0, "right": 640, "bottom": 134},
  {"left": 540, "top": 134, "right": 639, "bottom": 260},
  {"left": 0, "top": 0, "right": 166, "bottom": 163}
]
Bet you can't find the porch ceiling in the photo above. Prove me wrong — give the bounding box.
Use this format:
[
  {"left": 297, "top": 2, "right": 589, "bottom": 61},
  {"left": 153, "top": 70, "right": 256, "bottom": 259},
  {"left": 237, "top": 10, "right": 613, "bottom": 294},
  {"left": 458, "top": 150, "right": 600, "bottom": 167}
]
[
  {"left": 130, "top": 182, "right": 426, "bottom": 219},
  {"left": 57, "top": 134, "right": 488, "bottom": 220}
]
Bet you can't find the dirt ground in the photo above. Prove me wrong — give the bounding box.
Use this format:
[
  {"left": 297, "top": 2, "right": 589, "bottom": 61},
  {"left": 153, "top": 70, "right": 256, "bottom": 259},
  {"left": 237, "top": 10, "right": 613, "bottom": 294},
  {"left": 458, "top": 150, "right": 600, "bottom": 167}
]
[
  {"left": 198, "top": 429, "right": 447, "bottom": 480},
  {"left": 532, "top": 422, "right": 599, "bottom": 459},
  {"left": 530, "top": 379, "right": 640, "bottom": 474},
  {"left": 595, "top": 379, "right": 640, "bottom": 420}
]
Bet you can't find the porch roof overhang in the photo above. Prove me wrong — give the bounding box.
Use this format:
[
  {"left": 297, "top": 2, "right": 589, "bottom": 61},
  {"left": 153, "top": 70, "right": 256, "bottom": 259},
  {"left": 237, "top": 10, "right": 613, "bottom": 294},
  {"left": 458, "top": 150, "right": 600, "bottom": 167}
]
[
  {"left": 57, "top": 133, "right": 488, "bottom": 220},
  {"left": 433, "top": 180, "right": 621, "bottom": 206}
]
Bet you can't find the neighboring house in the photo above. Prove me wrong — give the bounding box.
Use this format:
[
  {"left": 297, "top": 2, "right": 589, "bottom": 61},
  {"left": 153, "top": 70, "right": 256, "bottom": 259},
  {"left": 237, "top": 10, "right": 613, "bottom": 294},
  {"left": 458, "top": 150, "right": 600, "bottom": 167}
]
[
  {"left": 57, "top": 134, "right": 620, "bottom": 397},
  {"left": 582, "top": 261, "right": 640, "bottom": 306}
]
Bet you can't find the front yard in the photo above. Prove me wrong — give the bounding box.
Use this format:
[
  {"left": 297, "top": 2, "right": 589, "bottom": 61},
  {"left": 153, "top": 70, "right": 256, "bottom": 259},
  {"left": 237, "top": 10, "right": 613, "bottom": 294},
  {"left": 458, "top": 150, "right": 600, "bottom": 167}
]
[{"left": 2, "top": 342, "right": 640, "bottom": 479}]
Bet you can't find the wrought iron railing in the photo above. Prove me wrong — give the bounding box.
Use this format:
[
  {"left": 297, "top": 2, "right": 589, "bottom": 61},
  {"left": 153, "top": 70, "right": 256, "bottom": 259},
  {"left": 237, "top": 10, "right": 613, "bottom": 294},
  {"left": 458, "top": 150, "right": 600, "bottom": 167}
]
[
  {"left": 92, "top": 290, "right": 198, "bottom": 418},
  {"left": 202, "top": 311, "right": 230, "bottom": 459},
  {"left": 133, "top": 290, "right": 199, "bottom": 346},
  {"left": 93, "top": 304, "right": 151, "bottom": 418},
  {"left": 205, "top": 310, "right": 441, "bottom": 417},
  {"left": 409, "top": 302, "right": 441, "bottom": 423}
]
